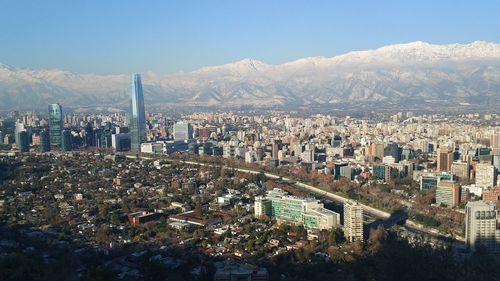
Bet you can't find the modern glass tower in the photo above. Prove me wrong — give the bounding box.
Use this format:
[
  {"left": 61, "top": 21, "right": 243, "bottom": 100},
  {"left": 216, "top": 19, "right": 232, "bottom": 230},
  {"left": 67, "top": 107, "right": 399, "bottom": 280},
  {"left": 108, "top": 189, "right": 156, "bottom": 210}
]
[
  {"left": 40, "top": 129, "right": 51, "bottom": 152},
  {"left": 48, "top": 103, "right": 63, "bottom": 146},
  {"left": 16, "top": 131, "right": 29, "bottom": 153},
  {"left": 129, "top": 74, "right": 146, "bottom": 152}
]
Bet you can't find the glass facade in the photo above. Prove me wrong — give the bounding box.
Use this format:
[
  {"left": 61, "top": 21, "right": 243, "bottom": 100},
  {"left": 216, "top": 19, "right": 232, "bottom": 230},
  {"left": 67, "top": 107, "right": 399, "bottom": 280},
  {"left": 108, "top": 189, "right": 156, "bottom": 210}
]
[
  {"left": 40, "top": 129, "right": 51, "bottom": 152},
  {"left": 16, "top": 131, "right": 29, "bottom": 152},
  {"left": 61, "top": 130, "right": 72, "bottom": 151},
  {"left": 129, "top": 74, "right": 146, "bottom": 152},
  {"left": 48, "top": 103, "right": 63, "bottom": 146}
]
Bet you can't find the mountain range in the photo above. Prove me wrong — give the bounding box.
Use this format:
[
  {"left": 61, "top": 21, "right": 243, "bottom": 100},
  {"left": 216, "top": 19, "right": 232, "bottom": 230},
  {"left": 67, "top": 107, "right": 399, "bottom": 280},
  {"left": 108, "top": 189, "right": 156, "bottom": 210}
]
[{"left": 1, "top": 41, "right": 500, "bottom": 111}]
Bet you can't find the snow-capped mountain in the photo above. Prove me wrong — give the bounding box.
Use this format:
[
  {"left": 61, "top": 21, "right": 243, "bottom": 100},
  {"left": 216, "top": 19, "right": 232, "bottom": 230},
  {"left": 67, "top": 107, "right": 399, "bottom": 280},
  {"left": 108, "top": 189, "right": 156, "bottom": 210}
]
[{"left": 1, "top": 41, "right": 500, "bottom": 110}]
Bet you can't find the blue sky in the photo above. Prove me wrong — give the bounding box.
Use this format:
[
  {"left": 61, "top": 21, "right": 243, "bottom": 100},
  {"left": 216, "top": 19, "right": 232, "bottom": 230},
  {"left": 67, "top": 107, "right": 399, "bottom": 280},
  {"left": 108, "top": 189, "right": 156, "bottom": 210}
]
[{"left": 1, "top": 0, "right": 499, "bottom": 74}]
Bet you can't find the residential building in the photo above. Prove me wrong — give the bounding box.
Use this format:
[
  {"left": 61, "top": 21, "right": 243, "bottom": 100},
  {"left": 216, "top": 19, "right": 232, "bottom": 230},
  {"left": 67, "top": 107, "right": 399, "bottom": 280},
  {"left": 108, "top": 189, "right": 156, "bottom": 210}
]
[
  {"left": 451, "top": 161, "right": 470, "bottom": 181},
  {"left": 344, "top": 200, "right": 364, "bottom": 242},
  {"left": 475, "top": 163, "right": 496, "bottom": 188}
]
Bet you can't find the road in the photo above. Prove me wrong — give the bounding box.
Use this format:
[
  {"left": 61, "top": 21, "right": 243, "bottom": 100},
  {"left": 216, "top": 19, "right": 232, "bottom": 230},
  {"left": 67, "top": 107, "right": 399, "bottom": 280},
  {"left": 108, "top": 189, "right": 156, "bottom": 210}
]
[{"left": 173, "top": 159, "right": 465, "bottom": 242}]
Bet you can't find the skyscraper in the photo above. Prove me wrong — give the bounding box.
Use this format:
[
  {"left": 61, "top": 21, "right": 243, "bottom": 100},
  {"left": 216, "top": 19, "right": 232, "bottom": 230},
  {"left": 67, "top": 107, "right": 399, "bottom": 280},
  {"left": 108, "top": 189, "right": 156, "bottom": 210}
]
[
  {"left": 48, "top": 103, "right": 63, "bottom": 146},
  {"left": 40, "top": 129, "right": 51, "bottom": 152},
  {"left": 173, "top": 122, "right": 193, "bottom": 141},
  {"left": 465, "top": 201, "right": 500, "bottom": 253},
  {"left": 344, "top": 200, "right": 364, "bottom": 242},
  {"left": 129, "top": 74, "right": 146, "bottom": 152},
  {"left": 16, "top": 130, "right": 29, "bottom": 153},
  {"left": 437, "top": 146, "right": 453, "bottom": 172},
  {"left": 61, "top": 130, "right": 72, "bottom": 151}
]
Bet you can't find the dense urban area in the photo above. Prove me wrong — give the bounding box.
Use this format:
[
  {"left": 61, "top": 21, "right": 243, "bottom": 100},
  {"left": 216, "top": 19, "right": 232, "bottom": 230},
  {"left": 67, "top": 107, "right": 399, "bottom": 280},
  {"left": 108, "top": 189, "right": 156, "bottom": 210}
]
[{"left": 2, "top": 95, "right": 500, "bottom": 280}]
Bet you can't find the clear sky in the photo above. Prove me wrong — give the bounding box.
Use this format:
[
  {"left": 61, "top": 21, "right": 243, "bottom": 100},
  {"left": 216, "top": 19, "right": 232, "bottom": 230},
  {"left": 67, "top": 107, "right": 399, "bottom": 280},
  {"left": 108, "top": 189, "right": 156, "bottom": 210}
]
[{"left": 1, "top": 0, "right": 499, "bottom": 74}]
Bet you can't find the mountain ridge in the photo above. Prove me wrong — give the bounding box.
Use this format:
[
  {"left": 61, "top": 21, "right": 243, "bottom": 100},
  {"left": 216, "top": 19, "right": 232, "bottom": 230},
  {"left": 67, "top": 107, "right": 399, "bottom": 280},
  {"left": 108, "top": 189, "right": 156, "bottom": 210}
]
[{"left": 1, "top": 41, "right": 500, "bottom": 110}]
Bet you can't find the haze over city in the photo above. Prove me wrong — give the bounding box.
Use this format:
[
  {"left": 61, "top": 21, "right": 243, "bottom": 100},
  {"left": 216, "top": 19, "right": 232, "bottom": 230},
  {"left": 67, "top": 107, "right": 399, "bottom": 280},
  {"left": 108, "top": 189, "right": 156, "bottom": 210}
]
[{"left": 1, "top": 1, "right": 500, "bottom": 281}]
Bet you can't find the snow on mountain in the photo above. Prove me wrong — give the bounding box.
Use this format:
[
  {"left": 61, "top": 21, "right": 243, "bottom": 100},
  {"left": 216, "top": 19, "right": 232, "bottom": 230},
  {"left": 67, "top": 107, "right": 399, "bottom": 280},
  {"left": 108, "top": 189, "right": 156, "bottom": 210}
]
[{"left": 1, "top": 41, "right": 500, "bottom": 110}]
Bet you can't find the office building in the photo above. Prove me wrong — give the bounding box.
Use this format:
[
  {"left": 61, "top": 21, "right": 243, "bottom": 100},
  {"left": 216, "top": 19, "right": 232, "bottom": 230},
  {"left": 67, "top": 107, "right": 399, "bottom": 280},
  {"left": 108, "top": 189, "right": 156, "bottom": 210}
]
[
  {"left": 0, "top": 131, "right": 3, "bottom": 145},
  {"left": 84, "top": 122, "right": 94, "bottom": 147},
  {"left": 61, "top": 130, "right": 72, "bottom": 151},
  {"left": 48, "top": 103, "right": 63, "bottom": 146},
  {"left": 370, "top": 142, "right": 385, "bottom": 160},
  {"left": 129, "top": 74, "right": 146, "bottom": 152},
  {"left": 333, "top": 162, "right": 348, "bottom": 180},
  {"left": 112, "top": 133, "right": 131, "bottom": 152},
  {"left": 435, "top": 180, "right": 460, "bottom": 208},
  {"left": 451, "top": 161, "right": 470, "bottom": 181},
  {"left": 173, "top": 122, "right": 193, "bottom": 141},
  {"left": 437, "top": 147, "right": 453, "bottom": 172},
  {"left": 254, "top": 189, "right": 340, "bottom": 230},
  {"left": 16, "top": 130, "right": 29, "bottom": 153},
  {"left": 465, "top": 201, "right": 500, "bottom": 253},
  {"left": 40, "top": 129, "right": 50, "bottom": 152},
  {"left": 384, "top": 142, "right": 401, "bottom": 163},
  {"left": 419, "top": 172, "right": 453, "bottom": 190},
  {"left": 475, "top": 163, "right": 496, "bottom": 188},
  {"left": 272, "top": 139, "right": 282, "bottom": 160},
  {"left": 344, "top": 200, "right": 364, "bottom": 242}
]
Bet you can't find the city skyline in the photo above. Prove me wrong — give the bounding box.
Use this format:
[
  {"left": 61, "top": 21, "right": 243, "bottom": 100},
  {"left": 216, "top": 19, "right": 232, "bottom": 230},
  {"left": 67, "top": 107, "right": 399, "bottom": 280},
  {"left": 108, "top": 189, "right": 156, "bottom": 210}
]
[{"left": 2, "top": 1, "right": 500, "bottom": 280}]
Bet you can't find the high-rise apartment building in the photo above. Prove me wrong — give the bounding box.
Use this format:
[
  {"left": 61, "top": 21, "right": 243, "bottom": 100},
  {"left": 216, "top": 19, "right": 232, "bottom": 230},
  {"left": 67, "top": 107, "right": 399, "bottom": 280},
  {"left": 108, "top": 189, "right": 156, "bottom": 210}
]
[
  {"left": 437, "top": 146, "right": 453, "bottom": 172},
  {"left": 475, "top": 163, "right": 496, "bottom": 188},
  {"left": 465, "top": 201, "right": 500, "bottom": 253},
  {"left": 48, "top": 103, "right": 63, "bottom": 146},
  {"left": 129, "top": 74, "right": 146, "bottom": 152},
  {"left": 344, "top": 200, "right": 364, "bottom": 242},
  {"left": 451, "top": 161, "right": 470, "bottom": 181}
]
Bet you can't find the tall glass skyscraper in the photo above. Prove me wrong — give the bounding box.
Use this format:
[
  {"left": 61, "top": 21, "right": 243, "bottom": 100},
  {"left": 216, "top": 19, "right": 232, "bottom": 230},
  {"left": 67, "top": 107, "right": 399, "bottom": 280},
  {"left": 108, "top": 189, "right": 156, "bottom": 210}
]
[
  {"left": 129, "top": 74, "right": 146, "bottom": 152},
  {"left": 48, "top": 103, "right": 63, "bottom": 146},
  {"left": 40, "top": 129, "right": 51, "bottom": 152}
]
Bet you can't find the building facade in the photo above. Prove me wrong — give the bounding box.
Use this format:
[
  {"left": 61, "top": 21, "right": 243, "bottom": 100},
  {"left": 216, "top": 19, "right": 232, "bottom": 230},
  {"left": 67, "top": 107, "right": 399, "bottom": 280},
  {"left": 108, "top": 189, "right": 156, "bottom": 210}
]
[
  {"left": 173, "top": 122, "right": 193, "bottom": 141},
  {"left": 344, "top": 200, "right": 364, "bottom": 242},
  {"left": 48, "top": 103, "right": 63, "bottom": 146},
  {"left": 16, "top": 130, "right": 29, "bottom": 153},
  {"left": 129, "top": 74, "right": 146, "bottom": 152},
  {"left": 437, "top": 147, "right": 453, "bottom": 172},
  {"left": 254, "top": 189, "right": 340, "bottom": 230},
  {"left": 435, "top": 180, "right": 460, "bottom": 208},
  {"left": 475, "top": 163, "right": 496, "bottom": 188},
  {"left": 40, "top": 129, "right": 51, "bottom": 152},
  {"left": 465, "top": 201, "right": 500, "bottom": 253}
]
